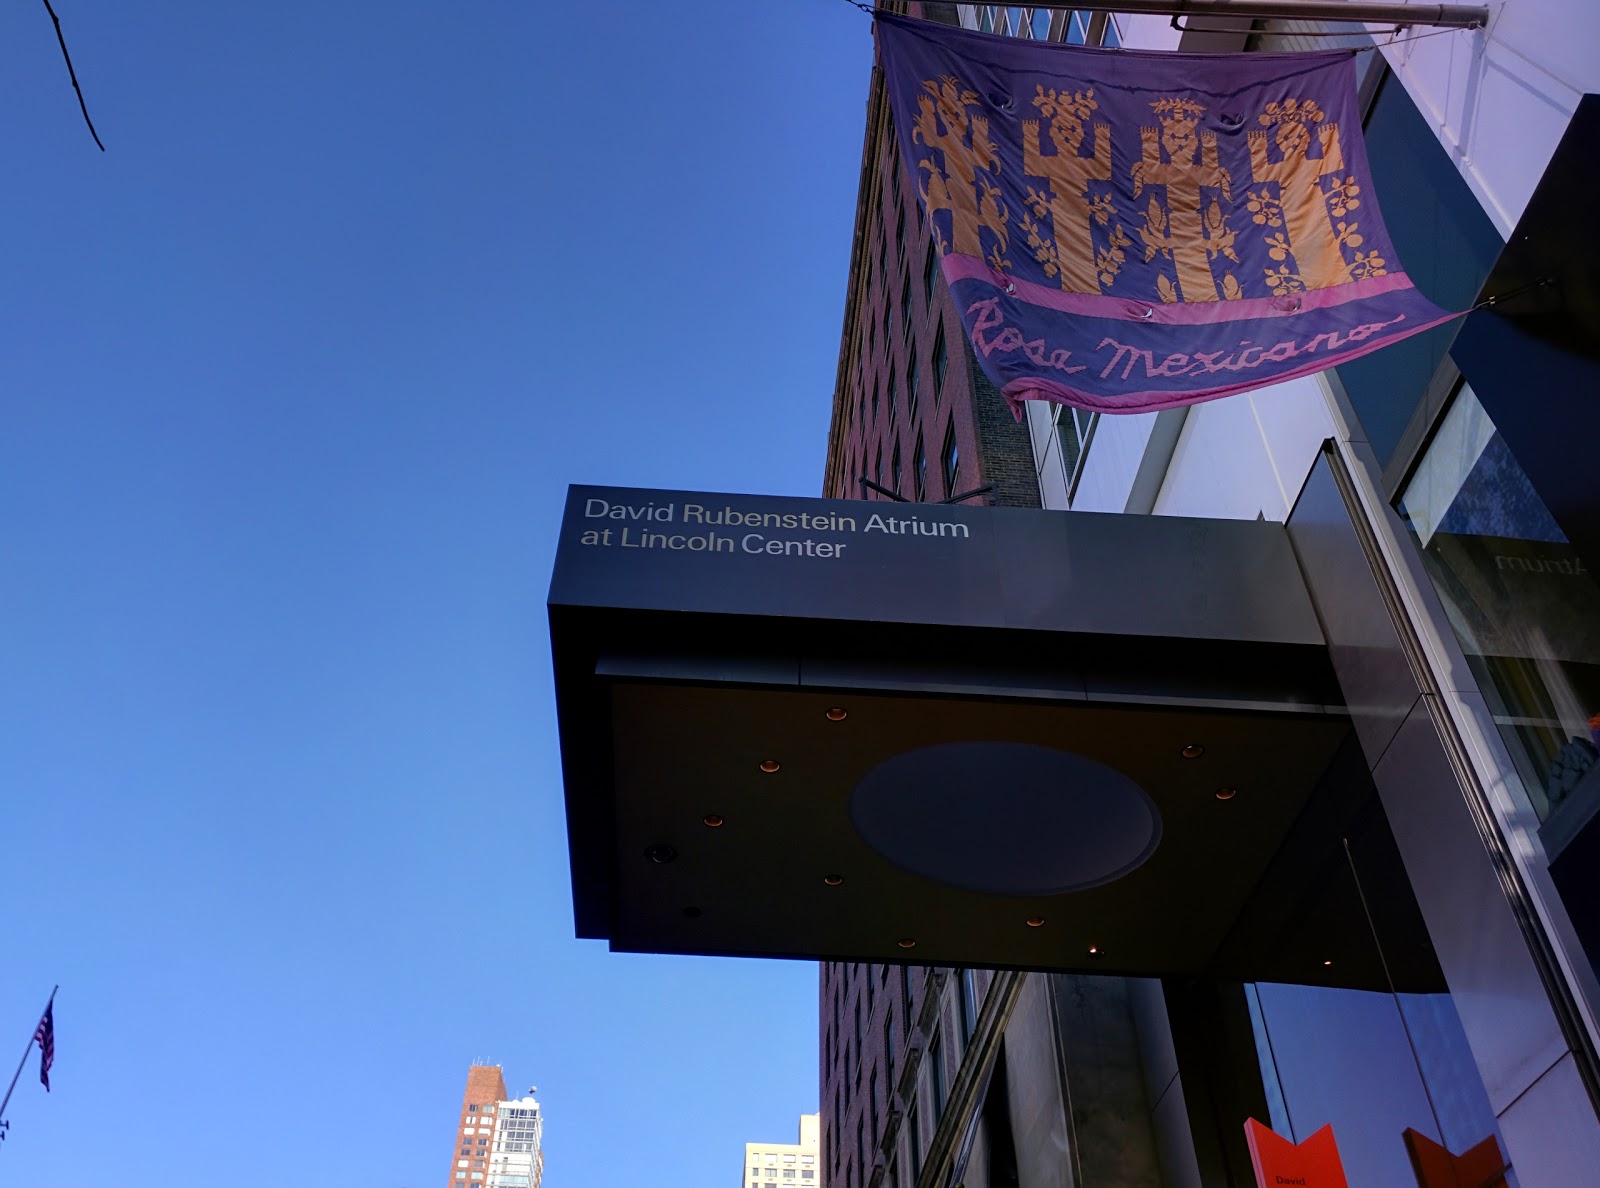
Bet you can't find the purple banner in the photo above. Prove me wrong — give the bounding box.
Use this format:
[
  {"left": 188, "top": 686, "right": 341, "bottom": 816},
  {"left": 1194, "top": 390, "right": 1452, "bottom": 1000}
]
[{"left": 876, "top": 14, "right": 1458, "bottom": 415}]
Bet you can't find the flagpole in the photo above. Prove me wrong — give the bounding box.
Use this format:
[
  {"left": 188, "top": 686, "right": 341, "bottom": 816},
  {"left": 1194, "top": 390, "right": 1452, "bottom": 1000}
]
[{"left": 0, "top": 986, "right": 57, "bottom": 1126}]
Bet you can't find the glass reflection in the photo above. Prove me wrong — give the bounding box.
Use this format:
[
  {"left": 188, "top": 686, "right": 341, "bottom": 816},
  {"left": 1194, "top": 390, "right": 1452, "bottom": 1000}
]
[{"left": 1397, "top": 383, "right": 1600, "bottom": 834}]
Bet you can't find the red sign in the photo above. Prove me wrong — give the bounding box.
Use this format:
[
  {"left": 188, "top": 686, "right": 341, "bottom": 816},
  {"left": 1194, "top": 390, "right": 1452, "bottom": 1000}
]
[
  {"left": 1402, "top": 1127, "right": 1509, "bottom": 1188},
  {"left": 1244, "top": 1119, "right": 1350, "bottom": 1188}
]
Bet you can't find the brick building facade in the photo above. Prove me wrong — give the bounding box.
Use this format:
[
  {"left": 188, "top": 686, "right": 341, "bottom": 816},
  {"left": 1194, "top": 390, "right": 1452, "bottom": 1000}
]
[
  {"left": 448, "top": 1064, "right": 509, "bottom": 1188},
  {"left": 821, "top": 1, "right": 1038, "bottom": 511}
]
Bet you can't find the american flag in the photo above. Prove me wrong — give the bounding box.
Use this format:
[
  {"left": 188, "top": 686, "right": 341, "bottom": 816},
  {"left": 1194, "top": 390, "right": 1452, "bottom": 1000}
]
[{"left": 34, "top": 1002, "right": 54, "bottom": 1092}]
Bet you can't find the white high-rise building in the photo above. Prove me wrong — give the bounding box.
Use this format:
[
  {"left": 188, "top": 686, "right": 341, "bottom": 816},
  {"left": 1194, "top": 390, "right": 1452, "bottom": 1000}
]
[
  {"left": 743, "top": 1114, "right": 819, "bottom": 1188},
  {"left": 487, "top": 1092, "right": 544, "bottom": 1188}
]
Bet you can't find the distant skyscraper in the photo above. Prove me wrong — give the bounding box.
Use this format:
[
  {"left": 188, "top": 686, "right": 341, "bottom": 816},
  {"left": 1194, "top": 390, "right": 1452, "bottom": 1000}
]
[
  {"left": 743, "top": 1114, "right": 820, "bottom": 1188},
  {"left": 486, "top": 1092, "right": 545, "bottom": 1188},
  {"left": 446, "top": 1065, "right": 544, "bottom": 1188}
]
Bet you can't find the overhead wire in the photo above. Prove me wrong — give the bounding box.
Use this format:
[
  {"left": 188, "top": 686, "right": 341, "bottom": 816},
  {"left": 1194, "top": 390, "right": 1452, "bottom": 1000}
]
[{"left": 40, "top": 0, "right": 106, "bottom": 151}]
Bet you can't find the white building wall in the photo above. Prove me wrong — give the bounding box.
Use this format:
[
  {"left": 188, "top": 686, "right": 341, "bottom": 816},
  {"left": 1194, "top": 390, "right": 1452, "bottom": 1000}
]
[
  {"left": 1379, "top": 0, "right": 1600, "bottom": 235},
  {"left": 1151, "top": 376, "right": 1336, "bottom": 522},
  {"left": 1067, "top": 412, "right": 1158, "bottom": 515}
]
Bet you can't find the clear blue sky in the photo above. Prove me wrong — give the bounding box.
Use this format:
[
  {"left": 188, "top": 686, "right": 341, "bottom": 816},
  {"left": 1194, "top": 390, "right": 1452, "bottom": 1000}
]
[{"left": 0, "top": 2, "right": 872, "bottom": 1182}]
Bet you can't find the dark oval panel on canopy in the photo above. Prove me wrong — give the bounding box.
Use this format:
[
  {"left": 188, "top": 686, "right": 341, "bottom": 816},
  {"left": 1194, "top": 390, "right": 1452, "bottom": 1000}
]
[{"left": 850, "top": 741, "right": 1163, "bottom": 896}]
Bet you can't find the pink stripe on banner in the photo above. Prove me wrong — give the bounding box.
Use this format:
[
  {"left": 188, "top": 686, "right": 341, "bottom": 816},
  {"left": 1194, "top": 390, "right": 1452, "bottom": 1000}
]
[
  {"left": 940, "top": 254, "right": 1422, "bottom": 324},
  {"left": 998, "top": 306, "right": 1463, "bottom": 417}
]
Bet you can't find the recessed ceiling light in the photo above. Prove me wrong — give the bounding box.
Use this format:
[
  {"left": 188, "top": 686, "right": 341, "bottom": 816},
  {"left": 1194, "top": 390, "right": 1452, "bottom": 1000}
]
[
  {"left": 759, "top": 759, "right": 781, "bottom": 773},
  {"left": 823, "top": 875, "right": 844, "bottom": 886},
  {"left": 1182, "top": 743, "right": 1205, "bottom": 759},
  {"left": 1087, "top": 945, "right": 1104, "bottom": 958},
  {"left": 1323, "top": 959, "right": 1333, "bottom": 967},
  {"left": 1025, "top": 917, "right": 1046, "bottom": 928},
  {"left": 896, "top": 938, "right": 917, "bottom": 949},
  {"left": 826, "top": 707, "right": 848, "bottom": 722},
  {"left": 643, "top": 843, "right": 678, "bottom": 864},
  {"left": 1215, "top": 787, "right": 1238, "bottom": 801},
  {"left": 702, "top": 814, "right": 725, "bottom": 827}
]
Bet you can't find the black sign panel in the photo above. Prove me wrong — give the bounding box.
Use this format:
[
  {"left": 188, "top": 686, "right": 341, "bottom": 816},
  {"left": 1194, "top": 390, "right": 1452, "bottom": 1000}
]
[{"left": 550, "top": 485, "right": 1323, "bottom": 646}]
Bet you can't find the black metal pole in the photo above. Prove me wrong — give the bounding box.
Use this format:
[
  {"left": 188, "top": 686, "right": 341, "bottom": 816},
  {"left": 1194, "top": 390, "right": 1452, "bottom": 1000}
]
[{"left": 948, "top": 0, "right": 1489, "bottom": 29}]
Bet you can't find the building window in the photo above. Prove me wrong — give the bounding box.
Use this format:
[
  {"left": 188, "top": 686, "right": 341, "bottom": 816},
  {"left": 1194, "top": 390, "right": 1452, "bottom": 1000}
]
[
  {"left": 908, "top": 355, "right": 919, "bottom": 423},
  {"left": 884, "top": 1013, "right": 895, "bottom": 1079},
  {"left": 901, "top": 966, "right": 913, "bottom": 1036},
  {"left": 929, "top": 1030, "right": 947, "bottom": 1122},
  {"left": 458, "top": 1160, "right": 470, "bottom": 1168},
  {"left": 923, "top": 246, "right": 938, "bottom": 302},
  {"left": 900, "top": 271, "right": 912, "bottom": 336},
  {"left": 784, "top": 1172, "right": 796, "bottom": 1180},
  {"left": 1397, "top": 380, "right": 1600, "bottom": 823},
  {"left": 914, "top": 434, "right": 927, "bottom": 502},
  {"left": 869, "top": 1067, "right": 880, "bottom": 1140},
  {"left": 959, "top": 968, "right": 979, "bottom": 1040},
  {"left": 895, "top": 205, "right": 905, "bottom": 258},
  {"left": 889, "top": 138, "right": 901, "bottom": 212},
  {"left": 883, "top": 300, "right": 892, "bottom": 346},
  {"left": 1335, "top": 71, "right": 1502, "bottom": 464},
  {"left": 891, "top": 441, "right": 902, "bottom": 496},
  {"left": 941, "top": 424, "right": 960, "bottom": 498},
  {"left": 932, "top": 324, "right": 948, "bottom": 396},
  {"left": 803, "top": 1173, "right": 815, "bottom": 1181},
  {"left": 887, "top": 364, "right": 897, "bottom": 425},
  {"left": 909, "top": 1100, "right": 923, "bottom": 1182},
  {"left": 878, "top": 228, "right": 887, "bottom": 283},
  {"left": 1054, "top": 404, "right": 1098, "bottom": 498}
]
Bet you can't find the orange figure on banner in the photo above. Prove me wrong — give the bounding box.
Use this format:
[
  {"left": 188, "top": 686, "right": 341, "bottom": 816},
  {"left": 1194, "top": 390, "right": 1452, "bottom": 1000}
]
[
  {"left": 1402, "top": 1127, "right": 1510, "bottom": 1188},
  {"left": 1244, "top": 1118, "right": 1350, "bottom": 1188}
]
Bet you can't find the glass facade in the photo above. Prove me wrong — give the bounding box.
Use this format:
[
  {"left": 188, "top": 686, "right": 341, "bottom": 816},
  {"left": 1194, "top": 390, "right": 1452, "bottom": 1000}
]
[
  {"left": 1397, "top": 381, "right": 1600, "bottom": 984},
  {"left": 1398, "top": 384, "right": 1600, "bottom": 818},
  {"left": 1249, "top": 982, "right": 1515, "bottom": 1187}
]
